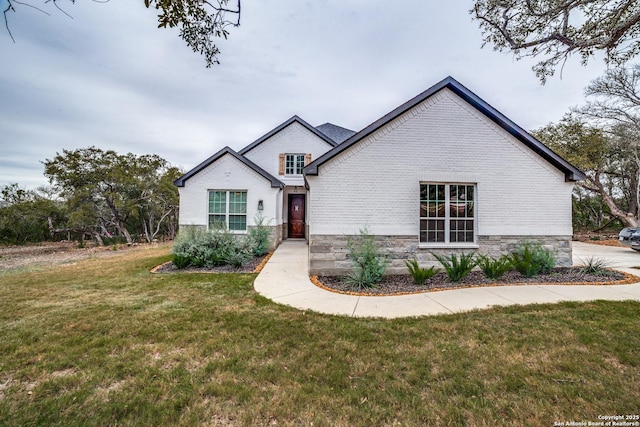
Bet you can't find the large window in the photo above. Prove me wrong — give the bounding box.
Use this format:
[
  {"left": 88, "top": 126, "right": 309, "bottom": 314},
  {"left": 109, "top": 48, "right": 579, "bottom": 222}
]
[
  {"left": 208, "top": 190, "right": 247, "bottom": 231},
  {"left": 420, "top": 184, "right": 475, "bottom": 244},
  {"left": 285, "top": 154, "right": 305, "bottom": 175}
]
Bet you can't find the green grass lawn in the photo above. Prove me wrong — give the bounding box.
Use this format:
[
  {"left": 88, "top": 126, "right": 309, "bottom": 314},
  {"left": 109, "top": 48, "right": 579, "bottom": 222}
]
[{"left": 1, "top": 246, "right": 639, "bottom": 426}]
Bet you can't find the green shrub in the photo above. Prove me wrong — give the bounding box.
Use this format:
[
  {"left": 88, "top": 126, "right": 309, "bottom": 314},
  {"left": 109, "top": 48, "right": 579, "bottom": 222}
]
[
  {"left": 172, "top": 253, "right": 192, "bottom": 269},
  {"left": 344, "top": 227, "right": 389, "bottom": 290},
  {"left": 478, "top": 255, "right": 512, "bottom": 280},
  {"left": 248, "top": 213, "right": 271, "bottom": 256},
  {"left": 432, "top": 252, "right": 478, "bottom": 282},
  {"left": 509, "top": 242, "right": 556, "bottom": 278},
  {"left": 405, "top": 258, "right": 440, "bottom": 285},
  {"left": 172, "top": 225, "right": 252, "bottom": 269},
  {"left": 579, "top": 256, "right": 613, "bottom": 276},
  {"left": 223, "top": 249, "right": 252, "bottom": 268}
]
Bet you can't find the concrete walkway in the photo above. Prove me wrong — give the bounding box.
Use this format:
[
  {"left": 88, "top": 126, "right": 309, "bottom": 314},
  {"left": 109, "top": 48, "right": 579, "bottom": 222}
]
[{"left": 253, "top": 240, "right": 640, "bottom": 318}]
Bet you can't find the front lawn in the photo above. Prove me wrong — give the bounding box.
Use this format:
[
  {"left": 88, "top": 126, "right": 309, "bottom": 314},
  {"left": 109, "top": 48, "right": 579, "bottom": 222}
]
[{"left": 0, "top": 246, "right": 638, "bottom": 426}]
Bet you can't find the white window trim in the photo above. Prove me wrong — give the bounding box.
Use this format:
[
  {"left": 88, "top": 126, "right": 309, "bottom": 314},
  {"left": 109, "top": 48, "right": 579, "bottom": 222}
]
[
  {"left": 285, "top": 153, "right": 305, "bottom": 176},
  {"left": 418, "top": 183, "right": 478, "bottom": 248},
  {"left": 208, "top": 190, "right": 248, "bottom": 233}
]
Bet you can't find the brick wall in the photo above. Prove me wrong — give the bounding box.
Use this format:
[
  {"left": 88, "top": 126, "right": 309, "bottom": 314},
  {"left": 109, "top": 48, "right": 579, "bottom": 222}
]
[
  {"left": 243, "top": 121, "right": 335, "bottom": 187},
  {"left": 306, "top": 88, "right": 574, "bottom": 238},
  {"left": 177, "top": 153, "right": 281, "bottom": 229}
]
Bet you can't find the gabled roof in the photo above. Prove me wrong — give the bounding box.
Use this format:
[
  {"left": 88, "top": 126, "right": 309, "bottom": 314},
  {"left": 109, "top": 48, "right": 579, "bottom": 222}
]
[
  {"left": 174, "top": 146, "right": 284, "bottom": 188},
  {"left": 238, "top": 115, "right": 338, "bottom": 156},
  {"left": 315, "top": 123, "right": 356, "bottom": 144},
  {"left": 304, "top": 76, "right": 585, "bottom": 182}
]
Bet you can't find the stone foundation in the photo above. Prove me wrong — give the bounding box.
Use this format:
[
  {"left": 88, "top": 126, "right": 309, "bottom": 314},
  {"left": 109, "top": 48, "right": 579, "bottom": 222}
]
[{"left": 308, "top": 234, "right": 573, "bottom": 276}]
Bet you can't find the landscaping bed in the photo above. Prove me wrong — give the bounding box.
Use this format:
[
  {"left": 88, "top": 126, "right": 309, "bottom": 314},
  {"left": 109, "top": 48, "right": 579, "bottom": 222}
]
[
  {"left": 152, "top": 252, "right": 271, "bottom": 274},
  {"left": 316, "top": 267, "right": 634, "bottom": 296}
]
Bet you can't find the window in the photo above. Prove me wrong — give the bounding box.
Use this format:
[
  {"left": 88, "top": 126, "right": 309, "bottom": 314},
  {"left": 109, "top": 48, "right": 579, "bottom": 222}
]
[
  {"left": 285, "top": 154, "right": 305, "bottom": 175},
  {"left": 208, "top": 190, "right": 247, "bottom": 231},
  {"left": 420, "top": 184, "right": 475, "bottom": 244}
]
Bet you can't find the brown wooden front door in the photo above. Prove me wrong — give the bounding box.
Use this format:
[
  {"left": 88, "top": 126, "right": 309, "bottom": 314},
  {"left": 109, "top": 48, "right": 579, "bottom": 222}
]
[{"left": 288, "top": 194, "right": 305, "bottom": 238}]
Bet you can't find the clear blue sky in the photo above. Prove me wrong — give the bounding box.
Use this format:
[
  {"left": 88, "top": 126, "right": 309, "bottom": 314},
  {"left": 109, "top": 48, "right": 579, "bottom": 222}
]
[{"left": 1, "top": 1, "right": 608, "bottom": 190}]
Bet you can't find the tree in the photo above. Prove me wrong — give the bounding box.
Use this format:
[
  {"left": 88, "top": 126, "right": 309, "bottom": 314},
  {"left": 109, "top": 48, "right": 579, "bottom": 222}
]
[
  {"left": 533, "top": 116, "right": 639, "bottom": 228},
  {"left": 577, "top": 63, "right": 640, "bottom": 129},
  {"left": 0, "top": 184, "right": 67, "bottom": 244},
  {"left": 3, "top": 0, "right": 240, "bottom": 67},
  {"left": 43, "top": 146, "right": 180, "bottom": 245},
  {"left": 136, "top": 164, "right": 182, "bottom": 243},
  {"left": 472, "top": 0, "right": 640, "bottom": 82},
  {"left": 574, "top": 64, "right": 640, "bottom": 225}
]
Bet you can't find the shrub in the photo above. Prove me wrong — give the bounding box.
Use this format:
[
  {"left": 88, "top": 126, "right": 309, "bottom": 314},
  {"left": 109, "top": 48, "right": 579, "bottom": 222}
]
[
  {"left": 578, "top": 256, "right": 613, "bottom": 276},
  {"left": 172, "top": 253, "right": 192, "bottom": 269},
  {"left": 248, "top": 213, "right": 271, "bottom": 256},
  {"left": 223, "top": 249, "right": 252, "bottom": 268},
  {"left": 344, "top": 227, "right": 389, "bottom": 290},
  {"left": 432, "top": 252, "right": 478, "bottom": 282},
  {"left": 405, "top": 258, "right": 440, "bottom": 285},
  {"left": 172, "top": 225, "right": 252, "bottom": 269},
  {"left": 478, "top": 255, "right": 512, "bottom": 280},
  {"left": 509, "top": 242, "right": 556, "bottom": 278}
]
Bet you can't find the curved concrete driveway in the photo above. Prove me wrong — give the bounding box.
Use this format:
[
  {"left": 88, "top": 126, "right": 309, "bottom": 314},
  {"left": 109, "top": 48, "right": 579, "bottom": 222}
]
[{"left": 253, "top": 240, "right": 640, "bottom": 318}]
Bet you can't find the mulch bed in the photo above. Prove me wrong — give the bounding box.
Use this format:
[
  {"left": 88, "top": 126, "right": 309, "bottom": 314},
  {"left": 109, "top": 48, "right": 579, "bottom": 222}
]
[
  {"left": 314, "top": 268, "right": 639, "bottom": 296},
  {"left": 151, "top": 252, "right": 272, "bottom": 274},
  {"left": 152, "top": 252, "right": 640, "bottom": 297}
]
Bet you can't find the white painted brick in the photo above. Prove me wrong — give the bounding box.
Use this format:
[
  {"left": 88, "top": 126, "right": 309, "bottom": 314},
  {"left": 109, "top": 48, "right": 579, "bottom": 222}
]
[
  {"left": 307, "top": 88, "right": 574, "bottom": 237},
  {"left": 178, "top": 153, "right": 280, "bottom": 230},
  {"left": 243, "top": 121, "right": 335, "bottom": 186}
]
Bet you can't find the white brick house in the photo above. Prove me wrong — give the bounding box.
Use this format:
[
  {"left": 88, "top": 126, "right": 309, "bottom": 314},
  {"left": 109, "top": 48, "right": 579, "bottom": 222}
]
[{"left": 175, "top": 77, "right": 584, "bottom": 274}]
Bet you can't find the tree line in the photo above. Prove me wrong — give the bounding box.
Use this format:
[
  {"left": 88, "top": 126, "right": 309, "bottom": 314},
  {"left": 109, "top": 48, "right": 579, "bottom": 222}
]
[
  {"left": 533, "top": 65, "right": 640, "bottom": 231},
  {"left": 3, "top": 0, "right": 640, "bottom": 235},
  {"left": 0, "top": 147, "right": 182, "bottom": 245}
]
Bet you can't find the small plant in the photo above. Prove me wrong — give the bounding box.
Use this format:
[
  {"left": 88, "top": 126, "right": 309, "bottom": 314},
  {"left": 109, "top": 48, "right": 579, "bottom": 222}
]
[
  {"left": 405, "top": 258, "right": 440, "bottom": 285},
  {"left": 478, "top": 255, "right": 512, "bottom": 280},
  {"left": 223, "top": 248, "right": 252, "bottom": 268},
  {"left": 172, "top": 253, "right": 192, "bottom": 269},
  {"left": 509, "top": 242, "right": 556, "bottom": 278},
  {"left": 579, "top": 257, "right": 613, "bottom": 276},
  {"left": 248, "top": 213, "right": 271, "bottom": 256},
  {"left": 344, "top": 227, "right": 389, "bottom": 290},
  {"left": 432, "top": 252, "right": 478, "bottom": 282}
]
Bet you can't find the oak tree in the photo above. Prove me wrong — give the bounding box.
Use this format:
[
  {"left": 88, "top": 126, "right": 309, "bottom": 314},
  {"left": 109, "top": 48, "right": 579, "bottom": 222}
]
[
  {"left": 3, "top": 0, "right": 240, "bottom": 67},
  {"left": 533, "top": 117, "right": 639, "bottom": 228},
  {"left": 472, "top": 0, "right": 640, "bottom": 82},
  {"left": 43, "top": 147, "right": 180, "bottom": 245}
]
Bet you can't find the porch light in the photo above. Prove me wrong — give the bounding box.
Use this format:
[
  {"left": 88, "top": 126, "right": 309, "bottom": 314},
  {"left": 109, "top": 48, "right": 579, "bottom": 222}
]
[{"left": 257, "top": 200, "right": 264, "bottom": 210}]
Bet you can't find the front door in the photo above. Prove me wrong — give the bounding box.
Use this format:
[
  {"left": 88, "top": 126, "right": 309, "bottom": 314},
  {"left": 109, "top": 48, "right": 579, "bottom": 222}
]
[{"left": 288, "top": 194, "right": 305, "bottom": 238}]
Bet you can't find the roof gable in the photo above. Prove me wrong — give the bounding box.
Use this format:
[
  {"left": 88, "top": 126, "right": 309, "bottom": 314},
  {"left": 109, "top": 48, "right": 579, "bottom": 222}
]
[
  {"left": 174, "top": 146, "right": 284, "bottom": 188},
  {"left": 304, "top": 76, "right": 585, "bottom": 182},
  {"left": 239, "top": 115, "right": 338, "bottom": 156}
]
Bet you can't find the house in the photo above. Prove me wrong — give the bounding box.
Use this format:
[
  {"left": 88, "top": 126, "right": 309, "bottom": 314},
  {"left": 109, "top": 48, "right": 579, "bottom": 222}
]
[{"left": 175, "top": 76, "right": 584, "bottom": 275}]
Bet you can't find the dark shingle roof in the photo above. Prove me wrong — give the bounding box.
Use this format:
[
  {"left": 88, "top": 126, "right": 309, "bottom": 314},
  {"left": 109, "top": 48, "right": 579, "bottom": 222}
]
[
  {"left": 315, "top": 123, "right": 356, "bottom": 144},
  {"left": 304, "top": 76, "right": 585, "bottom": 182},
  {"left": 174, "top": 146, "right": 284, "bottom": 188}
]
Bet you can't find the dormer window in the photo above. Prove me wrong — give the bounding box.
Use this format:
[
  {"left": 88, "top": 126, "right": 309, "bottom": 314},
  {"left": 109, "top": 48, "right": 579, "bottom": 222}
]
[
  {"left": 279, "top": 153, "right": 312, "bottom": 176},
  {"left": 285, "top": 154, "right": 305, "bottom": 175}
]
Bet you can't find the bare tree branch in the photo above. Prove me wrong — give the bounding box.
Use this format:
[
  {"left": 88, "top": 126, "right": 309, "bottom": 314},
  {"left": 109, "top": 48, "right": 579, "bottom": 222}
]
[
  {"left": 472, "top": 0, "right": 640, "bottom": 83},
  {"left": 3, "top": 0, "right": 241, "bottom": 67}
]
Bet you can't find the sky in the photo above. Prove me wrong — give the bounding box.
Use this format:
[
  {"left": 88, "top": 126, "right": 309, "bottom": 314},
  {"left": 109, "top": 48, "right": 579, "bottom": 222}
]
[{"left": 1, "top": 0, "right": 611, "bottom": 191}]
